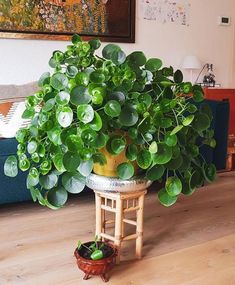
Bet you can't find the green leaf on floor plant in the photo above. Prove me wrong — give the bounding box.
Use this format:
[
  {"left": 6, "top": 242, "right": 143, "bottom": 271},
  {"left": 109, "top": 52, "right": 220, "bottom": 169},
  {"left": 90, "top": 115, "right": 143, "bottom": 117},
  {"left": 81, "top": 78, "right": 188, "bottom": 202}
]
[
  {"left": 50, "top": 73, "right": 68, "bottom": 91},
  {"left": 170, "top": 125, "right": 183, "bottom": 135},
  {"left": 137, "top": 149, "right": 152, "bottom": 169},
  {"left": 104, "top": 100, "right": 121, "bottom": 118},
  {"left": 158, "top": 188, "right": 178, "bottom": 207},
  {"left": 165, "top": 177, "right": 182, "bottom": 196},
  {"left": 57, "top": 107, "right": 73, "bottom": 128},
  {"left": 126, "top": 144, "right": 138, "bottom": 161},
  {"left": 202, "top": 163, "right": 217, "bottom": 183},
  {"left": 78, "top": 159, "right": 93, "bottom": 177},
  {"left": 63, "top": 152, "right": 81, "bottom": 172},
  {"left": 119, "top": 106, "right": 138, "bottom": 127},
  {"left": 174, "top": 70, "right": 183, "bottom": 83},
  {"left": 62, "top": 172, "right": 86, "bottom": 193},
  {"left": 77, "top": 104, "right": 94, "bottom": 123},
  {"left": 4, "top": 156, "right": 18, "bottom": 177},
  {"left": 47, "top": 186, "right": 68, "bottom": 209},
  {"left": 117, "top": 162, "right": 134, "bottom": 179},
  {"left": 152, "top": 143, "right": 172, "bottom": 165},
  {"left": 146, "top": 165, "right": 165, "bottom": 181},
  {"left": 183, "top": 115, "right": 194, "bottom": 126},
  {"left": 39, "top": 173, "right": 58, "bottom": 190},
  {"left": 145, "top": 58, "right": 162, "bottom": 72}
]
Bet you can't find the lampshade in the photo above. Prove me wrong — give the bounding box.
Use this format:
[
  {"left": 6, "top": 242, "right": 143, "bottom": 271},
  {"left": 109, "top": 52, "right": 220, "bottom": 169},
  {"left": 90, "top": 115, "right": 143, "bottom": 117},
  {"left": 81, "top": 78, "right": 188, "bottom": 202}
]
[{"left": 182, "top": 55, "right": 201, "bottom": 70}]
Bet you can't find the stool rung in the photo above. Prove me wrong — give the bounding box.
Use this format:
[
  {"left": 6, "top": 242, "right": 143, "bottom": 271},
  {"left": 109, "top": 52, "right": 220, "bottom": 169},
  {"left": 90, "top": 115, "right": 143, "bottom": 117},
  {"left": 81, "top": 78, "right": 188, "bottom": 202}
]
[
  {"left": 123, "top": 233, "right": 138, "bottom": 241},
  {"left": 101, "top": 205, "right": 116, "bottom": 213},
  {"left": 100, "top": 233, "right": 116, "bottom": 242},
  {"left": 105, "top": 219, "right": 115, "bottom": 225},
  {"left": 124, "top": 206, "right": 139, "bottom": 212},
  {"left": 123, "top": 218, "right": 137, "bottom": 226}
]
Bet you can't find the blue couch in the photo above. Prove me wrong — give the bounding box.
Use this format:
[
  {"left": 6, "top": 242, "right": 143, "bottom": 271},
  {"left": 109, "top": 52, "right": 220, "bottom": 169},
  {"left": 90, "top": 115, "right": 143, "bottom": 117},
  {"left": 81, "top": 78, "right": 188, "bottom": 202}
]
[{"left": 0, "top": 99, "right": 229, "bottom": 205}]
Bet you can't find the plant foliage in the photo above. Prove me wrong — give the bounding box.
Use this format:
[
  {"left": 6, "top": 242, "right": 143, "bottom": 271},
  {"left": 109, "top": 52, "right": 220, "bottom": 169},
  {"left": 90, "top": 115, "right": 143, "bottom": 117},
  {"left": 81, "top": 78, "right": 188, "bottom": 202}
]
[{"left": 4, "top": 35, "right": 216, "bottom": 209}]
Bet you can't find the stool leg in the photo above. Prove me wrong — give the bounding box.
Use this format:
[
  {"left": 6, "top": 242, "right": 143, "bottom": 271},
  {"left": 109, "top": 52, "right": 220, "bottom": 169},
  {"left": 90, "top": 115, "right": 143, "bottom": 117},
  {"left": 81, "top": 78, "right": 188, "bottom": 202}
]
[
  {"left": 114, "top": 198, "right": 123, "bottom": 264},
  {"left": 136, "top": 193, "right": 145, "bottom": 259},
  {"left": 95, "top": 192, "right": 102, "bottom": 238}
]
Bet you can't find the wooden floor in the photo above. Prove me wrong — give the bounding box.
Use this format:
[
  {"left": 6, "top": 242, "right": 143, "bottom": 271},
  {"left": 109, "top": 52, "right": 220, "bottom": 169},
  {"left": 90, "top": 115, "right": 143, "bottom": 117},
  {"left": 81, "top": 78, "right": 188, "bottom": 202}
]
[{"left": 0, "top": 172, "right": 235, "bottom": 285}]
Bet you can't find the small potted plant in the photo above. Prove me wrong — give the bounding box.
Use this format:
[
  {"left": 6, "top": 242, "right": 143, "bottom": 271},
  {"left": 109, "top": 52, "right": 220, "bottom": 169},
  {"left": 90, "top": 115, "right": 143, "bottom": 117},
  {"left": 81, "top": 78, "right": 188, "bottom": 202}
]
[
  {"left": 74, "top": 236, "right": 117, "bottom": 282},
  {"left": 4, "top": 34, "right": 217, "bottom": 209}
]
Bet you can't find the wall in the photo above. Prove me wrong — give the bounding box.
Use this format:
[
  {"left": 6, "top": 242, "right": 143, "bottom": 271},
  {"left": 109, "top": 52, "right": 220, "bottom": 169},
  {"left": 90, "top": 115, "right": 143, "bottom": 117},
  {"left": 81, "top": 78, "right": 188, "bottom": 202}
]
[{"left": 0, "top": 0, "right": 234, "bottom": 87}]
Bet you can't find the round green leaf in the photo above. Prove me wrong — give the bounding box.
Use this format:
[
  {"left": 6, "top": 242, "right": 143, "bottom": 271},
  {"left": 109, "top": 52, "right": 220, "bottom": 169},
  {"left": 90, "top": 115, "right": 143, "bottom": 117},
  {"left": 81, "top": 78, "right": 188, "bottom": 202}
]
[
  {"left": 146, "top": 165, "right": 165, "bottom": 181},
  {"left": 104, "top": 100, "right": 121, "bottom": 118},
  {"left": 137, "top": 149, "right": 152, "bottom": 169},
  {"left": 57, "top": 106, "right": 73, "bottom": 128},
  {"left": 181, "top": 179, "right": 196, "bottom": 196},
  {"left": 90, "top": 70, "right": 106, "bottom": 83},
  {"left": 145, "top": 58, "right": 162, "bottom": 72},
  {"left": 165, "top": 154, "right": 183, "bottom": 170},
  {"left": 4, "top": 156, "right": 18, "bottom": 177},
  {"left": 203, "top": 163, "right": 217, "bottom": 182},
  {"left": 53, "top": 153, "right": 66, "bottom": 172},
  {"left": 63, "top": 152, "right": 81, "bottom": 172},
  {"left": 128, "top": 51, "right": 147, "bottom": 66},
  {"left": 39, "top": 173, "right": 58, "bottom": 190},
  {"left": 62, "top": 172, "right": 86, "bottom": 193},
  {"left": 48, "top": 127, "right": 62, "bottom": 146},
  {"left": 27, "top": 141, "right": 37, "bottom": 154},
  {"left": 78, "top": 159, "right": 93, "bottom": 177},
  {"left": 174, "top": 69, "right": 183, "bottom": 83},
  {"left": 111, "top": 137, "right": 126, "bottom": 154},
  {"left": 47, "top": 187, "right": 68, "bottom": 208},
  {"left": 56, "top": 91, "right": 70, "bottom": 105},
  {"left": 102, "top": 44, "right": 121, "bottom": 60},
  {"left": 119, "top": 106, "right": 138, "bottom": 127},
  {"left": 193, "top": 113, "right": 210, "bottom": 132},
  {"left": 117, "top": 162, "right": 135, "bottom": 179},
  {"left": 152, "top": 143, "right": 172, "bottom": 165},
  {"left": 164, "top": 133, "right": 177, "bottom": 147},
  {"left": 81, "top": 129, "right": 97, "bottom": 145},
  {"left": 43, "top": 98, "right": 55, "bottom": 111},
  {"left": 89, "top": 38, "right": 101, "bottom": 50},
  {"left": 70, "top": 86, "right": 91, "bottom": 105},
  {"left": 66, "top": 134, "right": 83, "bottom": 152},
  {"left": 91, "top": 249, "right": 104, "bottom": 261},
  {"left": 110, "top": 50, "right": 126, "bottom": 65},
  {"left": 89, "top": 112, "right": 102, "bottom": 131},
  {"left": 190, "top": 169, "right": 204, "bottom": 189},
  {"left": 95, "top": 132, "right": 108, "bottom": 148},
  {"left": 158, "top": 188, "right": 178, "bottom": 207},
  {"left": 165, "top": 176, "right": 182, "bottom": 196},
  {"left": 50, "top": 73, "right": 68, "bottom": 91},
  {"left": 77, "top": 104, "right": 94, "bottom": 123},
  {"left": 126, "top": 144, "right": 138, "bottom": 161}
]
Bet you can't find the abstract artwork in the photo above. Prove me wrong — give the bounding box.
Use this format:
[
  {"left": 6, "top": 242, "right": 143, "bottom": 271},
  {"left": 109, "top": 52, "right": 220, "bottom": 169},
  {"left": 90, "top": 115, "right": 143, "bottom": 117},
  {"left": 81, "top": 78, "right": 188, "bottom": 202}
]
[
  {"left": 140, "top": 0, "right": 191, "bottom": 26},
  {"left": 0, "top": 0, "right": 135, "bottom": 42}
]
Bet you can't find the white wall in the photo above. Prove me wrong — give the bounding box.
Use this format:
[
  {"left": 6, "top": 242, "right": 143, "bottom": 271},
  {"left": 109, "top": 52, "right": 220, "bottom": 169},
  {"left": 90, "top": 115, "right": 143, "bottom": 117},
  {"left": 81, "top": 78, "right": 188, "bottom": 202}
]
[{"left": 0, "top": 0, "right": 234, "bottom": 87}]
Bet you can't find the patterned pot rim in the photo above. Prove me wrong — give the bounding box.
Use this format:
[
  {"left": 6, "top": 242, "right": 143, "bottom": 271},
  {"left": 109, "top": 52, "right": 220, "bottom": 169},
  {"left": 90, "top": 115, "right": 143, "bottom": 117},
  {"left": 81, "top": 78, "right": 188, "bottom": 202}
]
[{"left": 86, "top": 173, "right": 153, "bottom": 192}]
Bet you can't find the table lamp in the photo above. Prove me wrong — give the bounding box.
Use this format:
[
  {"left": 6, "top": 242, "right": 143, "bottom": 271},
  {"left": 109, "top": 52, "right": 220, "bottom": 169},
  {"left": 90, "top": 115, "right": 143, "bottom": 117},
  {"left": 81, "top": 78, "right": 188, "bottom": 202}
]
[{"left": 182, "top": 55, "right": 201, "bottom": 83}]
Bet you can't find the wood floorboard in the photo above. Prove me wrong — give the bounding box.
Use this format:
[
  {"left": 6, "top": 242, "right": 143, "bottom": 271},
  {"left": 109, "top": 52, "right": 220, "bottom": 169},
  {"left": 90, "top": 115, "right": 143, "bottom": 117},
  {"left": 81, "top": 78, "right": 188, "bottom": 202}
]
[{"left": 0, "top": 172, "right": 235, "bottom": 285}]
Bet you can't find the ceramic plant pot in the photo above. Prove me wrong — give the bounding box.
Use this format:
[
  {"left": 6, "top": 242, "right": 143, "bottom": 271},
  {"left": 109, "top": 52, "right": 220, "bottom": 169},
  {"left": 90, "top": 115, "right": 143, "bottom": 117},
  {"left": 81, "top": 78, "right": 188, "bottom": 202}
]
[{"left": 74, "top": 242, "right": 117, "bottom": 282}]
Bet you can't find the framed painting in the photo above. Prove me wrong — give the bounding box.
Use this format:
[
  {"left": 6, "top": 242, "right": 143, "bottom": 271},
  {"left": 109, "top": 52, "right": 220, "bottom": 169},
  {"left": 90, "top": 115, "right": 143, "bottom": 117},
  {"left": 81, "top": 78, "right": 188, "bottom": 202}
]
[{"left": 0, "top": 0, "right": 135, "bottom": 42}]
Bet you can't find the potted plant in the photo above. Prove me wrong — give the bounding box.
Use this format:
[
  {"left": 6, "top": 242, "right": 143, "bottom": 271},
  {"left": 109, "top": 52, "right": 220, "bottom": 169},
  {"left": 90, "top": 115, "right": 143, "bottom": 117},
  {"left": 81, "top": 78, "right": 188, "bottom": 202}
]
[
  {"left": 4, "top": 34, "right": 216, "bottom": 208},
  {"left": 74, "top": 236, "right": 117, "bottom": 282}
]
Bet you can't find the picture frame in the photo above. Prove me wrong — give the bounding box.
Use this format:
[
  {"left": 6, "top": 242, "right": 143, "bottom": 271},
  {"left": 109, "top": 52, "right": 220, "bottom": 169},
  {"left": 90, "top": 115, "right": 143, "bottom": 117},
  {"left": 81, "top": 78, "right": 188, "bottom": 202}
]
[{"left": 0, "top": 0, "right": 135, "bottom": 43}]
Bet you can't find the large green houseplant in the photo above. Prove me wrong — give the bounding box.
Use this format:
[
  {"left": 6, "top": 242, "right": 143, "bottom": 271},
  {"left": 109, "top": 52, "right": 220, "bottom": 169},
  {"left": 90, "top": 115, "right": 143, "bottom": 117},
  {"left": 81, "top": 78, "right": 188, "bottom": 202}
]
[{"left": 4, "top": 35, "right": 216, "bottom": 209}]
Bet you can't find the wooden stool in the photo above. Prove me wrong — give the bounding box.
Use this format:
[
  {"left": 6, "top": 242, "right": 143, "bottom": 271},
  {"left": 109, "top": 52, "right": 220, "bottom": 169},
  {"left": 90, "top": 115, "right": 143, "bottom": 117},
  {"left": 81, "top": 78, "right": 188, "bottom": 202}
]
[{"left": 94, "top": 189, "right": 147, "bottom": 264}]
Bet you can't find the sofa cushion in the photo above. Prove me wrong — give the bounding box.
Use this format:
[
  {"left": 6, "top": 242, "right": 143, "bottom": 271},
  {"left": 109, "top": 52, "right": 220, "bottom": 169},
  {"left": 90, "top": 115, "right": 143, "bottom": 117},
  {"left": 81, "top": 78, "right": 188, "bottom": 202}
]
[
  {"left": 0, "top": 138, "right": 18, "bottom": 156},
  {"left": 0, "top": 82, "right": 38, "bottom": 138}
]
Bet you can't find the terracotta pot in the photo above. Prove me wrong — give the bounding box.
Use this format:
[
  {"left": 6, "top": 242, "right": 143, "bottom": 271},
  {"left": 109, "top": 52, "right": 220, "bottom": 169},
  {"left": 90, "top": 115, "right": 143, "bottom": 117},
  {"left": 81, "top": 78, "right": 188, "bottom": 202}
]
[{"left": 74, "top": 242, "right": 117, "bottom": 282}]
